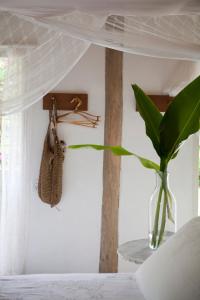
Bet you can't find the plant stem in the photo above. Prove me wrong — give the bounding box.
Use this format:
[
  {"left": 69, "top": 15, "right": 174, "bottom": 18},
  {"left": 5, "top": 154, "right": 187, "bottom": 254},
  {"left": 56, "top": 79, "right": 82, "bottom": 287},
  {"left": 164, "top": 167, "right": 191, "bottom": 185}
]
[
  {"left": 160, "top": 159, "right": 167, "bottom": 172},
  {"left": 150, "top": 167, "right": 175, "bottom": 248},
  {"left": 151, "top": 184, "right": 163, "bottom": 248},
  {"left": 166, "top": 190, "right": 174, "bottom": 223},
  {"left": 157, "top": 188, "right": 167, "bottom": 246}
]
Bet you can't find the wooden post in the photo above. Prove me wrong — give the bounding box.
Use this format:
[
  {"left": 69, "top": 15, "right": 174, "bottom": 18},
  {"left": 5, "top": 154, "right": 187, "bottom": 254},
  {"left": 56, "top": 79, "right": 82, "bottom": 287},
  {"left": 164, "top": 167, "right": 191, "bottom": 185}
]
[{"left": 99, "top": 48, "right": 123, "bottom": 273}]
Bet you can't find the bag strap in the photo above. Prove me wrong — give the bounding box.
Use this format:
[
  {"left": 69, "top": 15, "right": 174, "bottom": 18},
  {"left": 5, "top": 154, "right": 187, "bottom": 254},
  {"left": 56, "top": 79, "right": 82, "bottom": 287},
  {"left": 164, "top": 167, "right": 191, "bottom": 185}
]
[
  {"left": 48, "top": 99, "right": 61, "bottom": 146},
  {"left": 49, "top": 98, "right": 57, "bottom": 128}
]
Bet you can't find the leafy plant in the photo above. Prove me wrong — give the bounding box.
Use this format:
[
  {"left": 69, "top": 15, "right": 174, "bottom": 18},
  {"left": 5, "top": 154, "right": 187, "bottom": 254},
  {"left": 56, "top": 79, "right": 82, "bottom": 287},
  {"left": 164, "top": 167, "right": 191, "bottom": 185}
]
[{"left": 69, "top": 75, "right": 200, "bottom": 248}]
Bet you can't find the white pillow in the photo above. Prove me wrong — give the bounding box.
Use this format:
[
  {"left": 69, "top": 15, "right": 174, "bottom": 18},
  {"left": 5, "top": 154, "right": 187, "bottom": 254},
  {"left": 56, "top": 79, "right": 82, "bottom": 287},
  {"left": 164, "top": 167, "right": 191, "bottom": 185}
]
[{"left": 136, "top": 217, "right": 200, "bottom": 300}]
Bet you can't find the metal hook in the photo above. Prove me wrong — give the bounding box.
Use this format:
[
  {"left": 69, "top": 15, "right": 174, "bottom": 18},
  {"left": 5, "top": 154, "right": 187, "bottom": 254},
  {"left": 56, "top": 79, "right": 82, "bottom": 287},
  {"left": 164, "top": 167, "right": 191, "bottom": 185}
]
[{"left": 70, "top": 97, "right": 82, "bottom": 111}]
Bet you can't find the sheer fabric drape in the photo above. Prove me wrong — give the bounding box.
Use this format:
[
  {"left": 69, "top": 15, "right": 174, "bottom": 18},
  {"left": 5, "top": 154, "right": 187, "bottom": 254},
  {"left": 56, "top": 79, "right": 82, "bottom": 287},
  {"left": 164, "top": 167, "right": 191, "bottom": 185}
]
[
  {"left": 0, "top": 112, "right": 30, "bottom": 275},
  {"left": 0, "top": 12, "right": 90, "bottom": 114},
  {"left": 0, "top": 7, "right": 200, "bottom": 114},
  {"left": 0, "top": 54, "right": 31, "bottom": 275}
]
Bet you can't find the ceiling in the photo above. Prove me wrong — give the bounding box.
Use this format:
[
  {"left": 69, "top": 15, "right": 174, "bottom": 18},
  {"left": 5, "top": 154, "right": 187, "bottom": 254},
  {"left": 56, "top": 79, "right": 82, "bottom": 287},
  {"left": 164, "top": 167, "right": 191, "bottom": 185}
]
[{"left": 0, "top": 0, "right": 200, "bottom": 17}]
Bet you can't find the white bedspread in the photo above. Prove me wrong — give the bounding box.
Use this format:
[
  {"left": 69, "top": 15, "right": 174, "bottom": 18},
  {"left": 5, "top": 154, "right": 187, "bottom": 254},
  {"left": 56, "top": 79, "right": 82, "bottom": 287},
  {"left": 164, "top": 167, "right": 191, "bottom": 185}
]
[{"left": 0, "top": 273, "right": 144, "bottom": 300}]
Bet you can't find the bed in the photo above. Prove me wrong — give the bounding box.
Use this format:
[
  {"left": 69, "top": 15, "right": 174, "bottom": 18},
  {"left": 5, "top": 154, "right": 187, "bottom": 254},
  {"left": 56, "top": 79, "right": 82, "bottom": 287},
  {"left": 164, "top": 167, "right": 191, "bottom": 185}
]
[
  {"left": 1, "top": 218, "right": 200, "bottom": 300},
  {"left": 0, "top": 273, "right": 144, "bottom": 300}
]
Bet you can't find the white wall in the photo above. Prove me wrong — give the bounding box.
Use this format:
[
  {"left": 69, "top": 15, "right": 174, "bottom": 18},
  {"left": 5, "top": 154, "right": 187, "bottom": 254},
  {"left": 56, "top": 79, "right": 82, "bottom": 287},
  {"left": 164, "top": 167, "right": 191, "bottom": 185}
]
[
  {"left": 25, "top": 45, "right": 199, "bottom": 274},
  {"left": 25, "top": 46, "right": 105, "bottom": 274}
]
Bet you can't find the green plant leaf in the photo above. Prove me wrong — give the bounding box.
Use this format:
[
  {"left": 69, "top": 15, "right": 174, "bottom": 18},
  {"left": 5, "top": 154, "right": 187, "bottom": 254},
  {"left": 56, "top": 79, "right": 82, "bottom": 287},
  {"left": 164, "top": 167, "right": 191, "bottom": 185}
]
[
  {"left": 159, "top": 75, "right": 200, "bottom": 161},
  {"left": 138, "top": 156, "right": 160, "bottom": 171},
  {"left": 69, "top": 144, "right": 160, "bottom": 171},
  {"left": 132, "top": 84, "right": 163, "bottom": 156}
]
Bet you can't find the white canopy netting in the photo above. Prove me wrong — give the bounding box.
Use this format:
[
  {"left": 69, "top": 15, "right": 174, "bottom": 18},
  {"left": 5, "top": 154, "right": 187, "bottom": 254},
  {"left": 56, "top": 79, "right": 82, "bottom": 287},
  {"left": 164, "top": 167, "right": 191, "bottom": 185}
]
[
  {"left": 0, "top": 0, "right": 200, "bottom": 276},
  {"left": 0, "top": 0, "right": 200, "bottom": 114}
]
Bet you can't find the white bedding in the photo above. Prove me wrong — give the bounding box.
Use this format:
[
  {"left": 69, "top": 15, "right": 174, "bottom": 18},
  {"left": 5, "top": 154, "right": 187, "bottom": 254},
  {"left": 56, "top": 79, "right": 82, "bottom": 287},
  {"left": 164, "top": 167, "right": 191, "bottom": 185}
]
[{"left": 0, "top": 273, "right": 144, "bottom": 300}]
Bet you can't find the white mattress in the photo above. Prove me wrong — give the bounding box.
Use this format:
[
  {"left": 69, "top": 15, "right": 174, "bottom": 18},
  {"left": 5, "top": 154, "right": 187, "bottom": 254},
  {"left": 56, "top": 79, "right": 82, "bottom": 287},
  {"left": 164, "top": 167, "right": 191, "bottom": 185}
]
[{"left": 0, "top": 273, "right": 144, "bottom": 300}]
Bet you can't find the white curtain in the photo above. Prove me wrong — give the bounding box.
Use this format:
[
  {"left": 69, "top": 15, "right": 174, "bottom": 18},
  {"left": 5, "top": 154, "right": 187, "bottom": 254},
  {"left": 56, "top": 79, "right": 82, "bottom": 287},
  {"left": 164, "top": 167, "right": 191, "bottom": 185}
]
[
  {"left": 0, "top": 112, "right": 30, "bottom": 275},
  {"left": 0, "top": 53, "right": 31, "bottom": 275}
]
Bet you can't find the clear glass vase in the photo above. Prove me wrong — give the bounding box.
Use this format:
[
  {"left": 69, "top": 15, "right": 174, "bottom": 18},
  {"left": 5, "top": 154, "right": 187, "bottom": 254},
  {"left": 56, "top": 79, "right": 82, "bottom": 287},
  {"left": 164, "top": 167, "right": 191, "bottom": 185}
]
[{"left": 149, "top": 171, "right": 176, "bottom": 250}]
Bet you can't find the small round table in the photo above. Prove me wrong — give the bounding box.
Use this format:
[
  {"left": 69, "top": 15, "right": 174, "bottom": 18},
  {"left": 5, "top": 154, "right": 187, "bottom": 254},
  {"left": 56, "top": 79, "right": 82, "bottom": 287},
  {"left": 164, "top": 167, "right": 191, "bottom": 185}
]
[{"left": 118, "top": 239, "right": 154, "bottom": 264}]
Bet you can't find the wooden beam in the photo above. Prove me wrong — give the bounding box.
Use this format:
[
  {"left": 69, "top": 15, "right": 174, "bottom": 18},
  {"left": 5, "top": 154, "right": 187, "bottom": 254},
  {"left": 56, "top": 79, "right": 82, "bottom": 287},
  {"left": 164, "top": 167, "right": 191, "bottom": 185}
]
[{"left": 99, "top": 48, "right": 123, "bottom": 273}]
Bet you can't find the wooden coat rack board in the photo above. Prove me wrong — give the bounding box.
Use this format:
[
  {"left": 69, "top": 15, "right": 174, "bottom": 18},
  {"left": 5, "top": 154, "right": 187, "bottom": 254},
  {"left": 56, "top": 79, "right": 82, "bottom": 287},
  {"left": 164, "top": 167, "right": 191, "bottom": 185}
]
[
  {"left": 43, "top": 93, "right": 88, "bottom": 111},
  {"left": 136, "top": 95, "right": 173, "bottom": 112},
  {"left": 148, "top": 95, "right": 173, "bottom": 112},
  {"left": 43, "top": 93, "right": 101, "bottom": 128}
]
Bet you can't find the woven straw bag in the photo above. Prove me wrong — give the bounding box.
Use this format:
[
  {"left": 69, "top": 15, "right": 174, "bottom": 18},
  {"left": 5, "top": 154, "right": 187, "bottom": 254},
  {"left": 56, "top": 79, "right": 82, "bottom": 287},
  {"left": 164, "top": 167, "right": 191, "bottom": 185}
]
[{"left": 38, "top": 112, "right": 65, "bottom": 207}]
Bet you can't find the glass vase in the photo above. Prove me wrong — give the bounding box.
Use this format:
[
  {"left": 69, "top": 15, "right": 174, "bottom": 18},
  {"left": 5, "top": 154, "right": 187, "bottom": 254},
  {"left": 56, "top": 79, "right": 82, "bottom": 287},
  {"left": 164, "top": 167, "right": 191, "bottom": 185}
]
[{"left": 149, "top": 171, "right": 176, "bottom": 250}]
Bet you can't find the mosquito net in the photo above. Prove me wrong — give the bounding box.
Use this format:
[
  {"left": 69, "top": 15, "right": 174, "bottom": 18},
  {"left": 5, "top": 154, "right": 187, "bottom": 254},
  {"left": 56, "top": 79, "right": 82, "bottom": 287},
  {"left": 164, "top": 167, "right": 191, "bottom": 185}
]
[{"left": 0, "top": 1, "right": 200, "bottom": 114}]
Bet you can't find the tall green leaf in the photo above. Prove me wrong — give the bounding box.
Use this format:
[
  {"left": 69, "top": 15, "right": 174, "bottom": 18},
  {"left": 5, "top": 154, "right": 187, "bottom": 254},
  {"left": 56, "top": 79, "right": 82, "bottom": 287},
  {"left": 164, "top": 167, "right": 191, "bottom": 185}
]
[
  {"left": 69, "top": 144, "right": 160, "bottom": 171},
  {"left": 159, "top": 75, "right": 200, "bottom": 161},
  {"left": 132, "top": 84, "right": 163, "bottom": 156}
]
